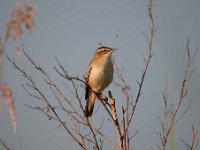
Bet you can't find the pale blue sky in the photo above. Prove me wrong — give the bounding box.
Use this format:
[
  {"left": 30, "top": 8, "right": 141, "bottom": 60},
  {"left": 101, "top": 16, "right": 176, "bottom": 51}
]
[{"left": 0, "top": 0, "right": 200, "bottom": 149}]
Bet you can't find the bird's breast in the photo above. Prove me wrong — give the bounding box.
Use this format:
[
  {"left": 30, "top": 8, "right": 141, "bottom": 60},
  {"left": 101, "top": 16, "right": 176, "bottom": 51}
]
[{"left": 88, "top": 61, "right": 113, "bottom": 92}]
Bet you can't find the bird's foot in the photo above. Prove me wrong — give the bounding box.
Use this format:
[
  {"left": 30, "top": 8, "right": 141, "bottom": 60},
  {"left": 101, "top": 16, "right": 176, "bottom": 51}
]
[{"left": 98, "top": 93, "right": 108, "bottom": 105}]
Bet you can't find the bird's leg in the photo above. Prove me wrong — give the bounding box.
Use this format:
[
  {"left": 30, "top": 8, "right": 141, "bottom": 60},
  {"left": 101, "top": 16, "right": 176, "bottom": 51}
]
[{"left": 98, "top": 92, "right": 104, "bottom": 99}]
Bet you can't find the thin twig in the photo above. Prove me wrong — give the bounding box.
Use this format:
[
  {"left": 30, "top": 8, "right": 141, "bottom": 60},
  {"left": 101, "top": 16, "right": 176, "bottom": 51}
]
[
  {"left": 0, "top": 138, "right": 13, "bottom": 150},
  {"left": 158, "top": 39, "right": 196, "bottom": 150},
  {"left": 181, "top": 124, "right": 198, "bottom": 150}
]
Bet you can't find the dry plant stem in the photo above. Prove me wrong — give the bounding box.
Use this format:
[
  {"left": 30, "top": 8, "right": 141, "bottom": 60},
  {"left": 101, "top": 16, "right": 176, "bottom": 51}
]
[
  {"left": 21, "top": 44, "right": 85, "bottom": 120},
  {"left": 167, "top": 40, "right": 192, "bottom": 138},
  {"left": 190, "top": 125, "right": 197, "bottom": 150},
  {"left": 181, "top": 124, "right": 198, "bottom": 150},
  {"left": 159, "top": 74, "right": 169, "bottom": 149},
  {"left": 85, "top": 117, "right": 100, "bottom": 150},
  {"left": 112, "top": 1, "right": 156, "bottom": 149},
  {"left": 113, "top": 62, "right": 130, "bottom": 150},
  {"left": 134, "top": 0, "right": 155, "bottom": 111},
  {"left": 159, "top": 39, "right": 196, "bottom": 150},
  {"left": 0, "top": 138, "right": 12, "bottom": 150},
  {"left": 109, "top": 91, "right": 123, "bottom": 150},
  {"left": 67, "top": 79, "right": 100, "bottom": 150},
  {"left": 7, "top": 53, "right": 88, "bottom": 150},
  {"left": 126, "top": 0, "right": 155, "bottom": 147}
]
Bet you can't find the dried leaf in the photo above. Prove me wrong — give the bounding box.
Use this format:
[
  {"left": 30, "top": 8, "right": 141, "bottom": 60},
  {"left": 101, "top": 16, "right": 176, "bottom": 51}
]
[
  {"left": 6, "top": 2, "right": 36, "bottom": 41},
  {"left": 0, "top": 83, "right": 17, "bottom": 134}
]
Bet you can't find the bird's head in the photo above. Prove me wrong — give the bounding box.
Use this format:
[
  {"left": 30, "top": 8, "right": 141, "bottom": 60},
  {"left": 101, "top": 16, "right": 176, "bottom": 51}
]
[{"left": 95, "top": 46, "right": 117, "bottom": 59}]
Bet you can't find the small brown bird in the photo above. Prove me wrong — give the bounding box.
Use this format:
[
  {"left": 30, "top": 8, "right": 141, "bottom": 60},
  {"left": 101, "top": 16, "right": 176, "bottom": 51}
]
[{"left": 84, "top": 46, "right": 117, "bottom": 117}]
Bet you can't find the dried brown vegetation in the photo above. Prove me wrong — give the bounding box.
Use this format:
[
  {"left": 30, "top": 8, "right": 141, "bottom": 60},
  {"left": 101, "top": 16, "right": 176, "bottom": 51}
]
[
  {"left": 156, "top": 40, "right": 199, "bottom": 150},
  {"left": 0, "top": 2, "right": 36, "bottom": 134},
  {"left": 1, "top": 0, "right": 199, "bottom": 150}
]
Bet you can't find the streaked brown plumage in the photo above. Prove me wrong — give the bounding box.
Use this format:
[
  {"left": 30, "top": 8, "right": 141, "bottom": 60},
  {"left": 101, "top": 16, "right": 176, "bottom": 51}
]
[{"left": 84, "top": 46, "right": 117, "bottom": 117}]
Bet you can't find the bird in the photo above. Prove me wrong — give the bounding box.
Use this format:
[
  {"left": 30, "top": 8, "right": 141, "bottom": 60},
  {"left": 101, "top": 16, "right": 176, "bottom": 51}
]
[{"left": 84, "top": 46, "right": 117, "bottom": 117}]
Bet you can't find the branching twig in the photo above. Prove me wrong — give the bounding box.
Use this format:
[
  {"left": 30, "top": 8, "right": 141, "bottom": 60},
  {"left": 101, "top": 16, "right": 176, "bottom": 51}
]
[
  {"left": 0, "top": 138, "right": 13, "bottom": 150},
  {"left": 181, "top": 124, "right": 199, "bottom": 150},
  {"left": 158, "top": 39, "right": 197, "bottom": 150},
  {"left": 7, "top": 51, "right": 88, "bottom": 150},
  {"left": 133, "top": 0, "right": 156, "bottom": 115},
  {"left": 112, "top": 1, "right": 156, "bottom": 149}
]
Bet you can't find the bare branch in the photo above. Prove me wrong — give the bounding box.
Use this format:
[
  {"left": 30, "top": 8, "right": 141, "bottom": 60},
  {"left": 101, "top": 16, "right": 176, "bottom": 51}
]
[
  {"left": 133, "top": 0, "right": 156, "bottom": 116},
  {"left": 157, "top": 39, "right": 197, "bottom": 150},
  {"left": 181, "top": 124, "right": 198, "bottom": 150},
  {"left": 7, "top": 52, "right": 89, "bottom": 150},
  {"left": 0, "top": 138, "right": 13, "bottom": 150}
]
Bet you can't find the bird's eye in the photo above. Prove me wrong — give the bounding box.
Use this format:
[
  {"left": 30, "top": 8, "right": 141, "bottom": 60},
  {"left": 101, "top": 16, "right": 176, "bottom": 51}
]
[{"left": 102, "top": 50, "right": 107, "bottom": 53}]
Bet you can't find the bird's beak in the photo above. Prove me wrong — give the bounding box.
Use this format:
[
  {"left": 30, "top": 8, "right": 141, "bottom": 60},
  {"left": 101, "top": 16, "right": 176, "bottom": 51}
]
[{"left": 111, "top": 48, "right": 118, "bottom": 52}]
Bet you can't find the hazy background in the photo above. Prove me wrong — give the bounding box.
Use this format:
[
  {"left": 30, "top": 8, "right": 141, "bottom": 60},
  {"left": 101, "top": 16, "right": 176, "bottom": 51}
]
[{"left": 0, "top": 0, "right": 200, "bottom": 149}]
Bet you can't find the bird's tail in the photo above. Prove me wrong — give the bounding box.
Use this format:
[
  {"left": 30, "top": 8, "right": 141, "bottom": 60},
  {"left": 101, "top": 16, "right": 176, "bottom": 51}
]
[{"left": 85, "top": 89, "right": 96, "bottom": 117}]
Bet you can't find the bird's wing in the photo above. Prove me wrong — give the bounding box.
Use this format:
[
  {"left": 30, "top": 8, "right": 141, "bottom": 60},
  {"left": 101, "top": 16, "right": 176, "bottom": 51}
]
[
  {"left": 85, "top": 65, "right": 92, "bottom": 99},
  {"left": 84, "top": 65, "right": 91, "bottom": 82},
  {"left": 84, "top": 55, "right": 95, "bottom": 100},
  {"left": 84, "top": 52, "right": 97, "bottom": 82}
]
